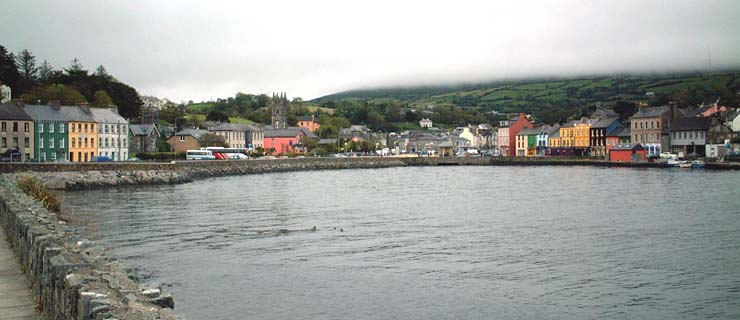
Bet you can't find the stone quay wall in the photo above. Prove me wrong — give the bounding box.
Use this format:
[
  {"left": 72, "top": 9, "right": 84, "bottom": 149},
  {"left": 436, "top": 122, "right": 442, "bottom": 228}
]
[{"left": 0, "top": 175, "right": 176, "bottom": 320}]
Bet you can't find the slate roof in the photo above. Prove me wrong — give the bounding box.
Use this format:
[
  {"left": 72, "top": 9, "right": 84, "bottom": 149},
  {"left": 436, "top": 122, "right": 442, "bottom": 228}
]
[
  {"left": 630, "top": 106, "right": 669, "bottom": 119},
  {"left": 590, "top": 116, "right": 619, "bottom": 129},
  {"left": 264, "top": 127, "right": 317, "bottom": 138},
  {"left": 518, "top": 127, "right": 539, "bottom": 135},
  {"left": 296, "top": 116, "right": 314, "bottom": 122},
  {"left": 22, "top": 104, "right": 67, "bottom": 121},
  {"left": 670, "top": 117, "right": 712, "bottom": 132},
  {"left": 211, "top": 122, "right": 251, "bottom": 131},
  {"left": 175, "top": 128, "right": 209, "bottom": 140},
  {"left": 59, "top": 105, "right": 94, "bottom": 122},
  {"left": 318, "top": 138, "right": 336, "bottom": 145},
  {"left": 129, "top": 124, "right": 157, "bottom": 136},
  {"left": 90, "top": 107, "right": 127, "bottom": 124},
  {"left": 0, "top": 103, "right": 32, "bottom": 120}
]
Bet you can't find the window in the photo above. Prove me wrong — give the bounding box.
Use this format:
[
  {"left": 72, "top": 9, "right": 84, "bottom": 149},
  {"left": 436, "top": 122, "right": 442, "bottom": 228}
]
[
  {"left": 60, "top": 124, "right": 64, "bottom": 133},
  {"left": 24, "top": 123, "right": 29, "bottom": 132},
  {"left": 49, "top": 138, "right": 54, "bottom": 148},
  {"left": 39, "top": 138, "right": 43, "bottom": 148},
  {"left": 1, "top": 137, "right": 5, "bottom": 147},
  {"left": 24, "top": 137, "right": 29, "bottom": 148},
  {"left": 49, "top": 123, "right": 54, "bottom": 133},
  {"left": 84, "top": 138, "right": 88, "bottom": 148},
  {"left": 91, "top": 124, "right": 95, "bottom": 132},
  {"left": 105, "top": 138, "right": 109, "bottom": 148},
  {"left": 123, "top": 138, "right": 126, "bottom": 147},
  {"left": 1, "top": 122, "right": 5, "bottom": 131},
  {"left": 105, "top": 125, "right": 109, "bottom": 133},
  {"left": 71, "top": 123, "right": 75, "bottom": 133},
  {"left": 656, "top": 122, "right": 660, "bottom": 129},
  {"left": 51, "top": 153, "right": 56, "bottom": 161},
  {"left": 39, "top": 123, "right": 43, "bottom": 133},
  {"left": 13, "top": 137, "right": 18, "bottom": 148},
  {"left": 60, "top": 138, "right": 65, "bottom": 148},
  {"left": 41, "top": 153, "right": 46, "bottom": 162},
  {"left": 13, "top": 122, "right": 18, "bottom": 132},
  {"left": 179, "top": 136, "right": 185, "bottom": 142},
  {"left": 71, "top": 138, "right": 75, "bottom": 148},
  {"left": 99, "top": 138, "right": 102, "bottom": 148},
  {"left": 78, "top": 123, "right": 82, "bottom": 132},
  {"left": 84, "top": 124, "right": 88, "bottom": 133}
]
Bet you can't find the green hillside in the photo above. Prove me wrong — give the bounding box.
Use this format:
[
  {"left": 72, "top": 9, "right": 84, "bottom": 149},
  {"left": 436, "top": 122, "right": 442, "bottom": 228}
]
[{"left": 311, "top": 72, "right": 740, "bottom": 124}]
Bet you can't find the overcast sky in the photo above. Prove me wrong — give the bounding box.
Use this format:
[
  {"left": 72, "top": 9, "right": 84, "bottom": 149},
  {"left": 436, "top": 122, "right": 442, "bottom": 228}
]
[{"left": 1, "top": 0, "right": 739, "bottom": 102}]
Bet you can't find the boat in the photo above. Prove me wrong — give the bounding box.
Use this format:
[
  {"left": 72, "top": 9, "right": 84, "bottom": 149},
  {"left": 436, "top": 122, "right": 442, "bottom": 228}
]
[
  {"left": 690, "top": 160, "right": 705, "bottom": 169},
  {"left": 678, "top": 161, "right": 692, "bottom": 168}
]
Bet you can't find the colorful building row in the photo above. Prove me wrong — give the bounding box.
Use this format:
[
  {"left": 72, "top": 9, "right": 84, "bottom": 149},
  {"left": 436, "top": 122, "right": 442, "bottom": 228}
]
[{"left": 0, "top": 102, "right": 129, "bottom": 162}]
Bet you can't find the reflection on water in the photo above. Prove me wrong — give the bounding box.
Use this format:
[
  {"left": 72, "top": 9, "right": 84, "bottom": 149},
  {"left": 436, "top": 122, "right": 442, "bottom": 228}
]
[{"left": 63, "top": 166, "right": 740, "bottom": 319}]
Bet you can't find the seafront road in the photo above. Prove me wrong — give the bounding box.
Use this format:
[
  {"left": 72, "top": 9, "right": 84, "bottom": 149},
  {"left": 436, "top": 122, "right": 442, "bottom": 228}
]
[{"left": 0, "top": 228, "right": 40, "bottom": 320}]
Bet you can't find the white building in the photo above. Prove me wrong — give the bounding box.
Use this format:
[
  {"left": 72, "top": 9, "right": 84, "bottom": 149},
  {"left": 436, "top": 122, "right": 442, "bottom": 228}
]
[
  {"left": 91, "top": 107, "right": 129, "bottom": 161},
  {"left": 419, "top": 118, "right": 433, "bottom": 128}
]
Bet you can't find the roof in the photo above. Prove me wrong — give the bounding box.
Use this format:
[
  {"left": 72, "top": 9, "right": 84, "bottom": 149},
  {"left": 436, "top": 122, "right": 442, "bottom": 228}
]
[
  {"left": 318, "top": 138, "right": 336, "bottom": 145},
  {"left": 129, "top": 124, "right": 158, "bottom": 136},
  {"left": 175, "top": 128, "right": 209, "bottom": 140},
  {"left": 592, "top": 108, "right": 618, "bottom": 118},
  {"left": 612, "top": 143, "right": 644, "bottom": 151},
  {"left": 670, "top": 117, "right": 712, "bottom": 132},
  {"left": 59, "top": 105, "right": 94, "bottom": 122},
  {"left": 518, "top": 127, "right": 539, "bottom": 135},
  {"left": 438, "top": 141, "right": 454, "bottom": 147},
  {"left": 296, "top": 116, "right": 315, "bottom": 122},
  {"left": 264, "top": 127, "right": 317, "bottom": 138},
  {"left": 90, "top": 107, "right": 127, "bottom": 124},
  {"left": 550, "top": 130, "right": 560, "bottom": 138},
  {"left": 22, "top": 104, "right": 67, "bottom": 121},
  {"left": 590, "top": 116, "right": 619, "bottom": 129},
  {"left": 0, "top": 104, "right": 32, "bottom": 121},
  {"left": 210, "top": 122, "right": 251, "bottom": 131},
  {"left": 630, "top": 106, "right": 669, "bottom": 119}
]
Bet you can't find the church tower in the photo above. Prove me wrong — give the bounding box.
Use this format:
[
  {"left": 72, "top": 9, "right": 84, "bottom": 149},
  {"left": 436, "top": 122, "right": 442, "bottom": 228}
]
[{"left": 271, "top": 92, "right": 288, "bottom": 129}]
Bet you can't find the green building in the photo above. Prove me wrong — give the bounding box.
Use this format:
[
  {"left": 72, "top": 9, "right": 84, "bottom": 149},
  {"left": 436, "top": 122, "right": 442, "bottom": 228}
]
[{"left": 22, "top": 104, "right": 69, "bottom": 162}]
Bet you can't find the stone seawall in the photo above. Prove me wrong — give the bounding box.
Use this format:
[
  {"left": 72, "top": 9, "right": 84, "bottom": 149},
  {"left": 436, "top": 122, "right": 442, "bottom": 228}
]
[
  {"left": 1, "top": 156, "right": 737, "bottom": 190},
  {"left": 0, "top": 175, "right": 176, "bottom": 319}
]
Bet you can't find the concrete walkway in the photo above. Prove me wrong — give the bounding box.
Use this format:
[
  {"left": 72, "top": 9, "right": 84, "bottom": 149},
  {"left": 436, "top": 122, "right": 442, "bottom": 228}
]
[{"left": 0, "top": 228, "right": 41, "bottom": 320}]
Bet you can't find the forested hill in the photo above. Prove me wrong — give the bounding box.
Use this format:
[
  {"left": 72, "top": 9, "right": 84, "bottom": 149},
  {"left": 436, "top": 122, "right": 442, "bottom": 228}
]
[{"left": 311, "top": 72, "right": 740, "bottom": 124}]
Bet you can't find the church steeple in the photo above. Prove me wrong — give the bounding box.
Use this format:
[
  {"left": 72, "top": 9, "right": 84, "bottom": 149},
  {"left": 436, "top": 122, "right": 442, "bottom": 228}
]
[{"left": 271, "top": 92, "right": 288, "bottom": 129}]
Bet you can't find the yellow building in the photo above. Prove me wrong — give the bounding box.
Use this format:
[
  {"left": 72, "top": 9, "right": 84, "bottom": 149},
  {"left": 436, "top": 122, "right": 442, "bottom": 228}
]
[
  {"left": 549, "top": 130, "right": 561, "bottom": 147},
  {"left": 61, "top": 105, "right": 98, "bottom": 162},
  {"left": 574, "top": 121, "right": 592, "bottom": 148}
]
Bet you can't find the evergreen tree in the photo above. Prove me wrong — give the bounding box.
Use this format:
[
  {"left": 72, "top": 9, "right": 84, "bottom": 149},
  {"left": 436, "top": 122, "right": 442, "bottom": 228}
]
[
  {"left": 37, "top": 60, "right": 54, "bottom": 83},
  {"left": 15, "top": 49, "right": 38, "bottom": 81},
  {"left": 0, "top": 45, "right": 20, "bottom": 97}
]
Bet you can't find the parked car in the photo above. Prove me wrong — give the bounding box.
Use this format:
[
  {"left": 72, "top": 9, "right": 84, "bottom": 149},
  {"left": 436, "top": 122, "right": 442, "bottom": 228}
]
[
  {"left": 92, "top": 156, "right": 112, "bottom": 162},
  {"left": 126, "top": 157, "right": 140, "bottom": 162}
]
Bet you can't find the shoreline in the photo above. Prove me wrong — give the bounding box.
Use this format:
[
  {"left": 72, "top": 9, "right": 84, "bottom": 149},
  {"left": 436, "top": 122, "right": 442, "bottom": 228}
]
[{"left": 1, "top": 157, "right": 738, "bottom": 191}]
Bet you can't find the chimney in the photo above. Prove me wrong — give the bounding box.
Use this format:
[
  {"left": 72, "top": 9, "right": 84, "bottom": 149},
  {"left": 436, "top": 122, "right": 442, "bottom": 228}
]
[
  {"left": 48, "top": 100, "right": 61, "bottom": 110},
  {"left": 112, "top": 105, "right": 119, "bottom": 115},
  {"left": 668, "top": 102, "right": 677, "bottom": 119},
  {"left": 79, "top": 102, "right": 91, "bottom": 114}
]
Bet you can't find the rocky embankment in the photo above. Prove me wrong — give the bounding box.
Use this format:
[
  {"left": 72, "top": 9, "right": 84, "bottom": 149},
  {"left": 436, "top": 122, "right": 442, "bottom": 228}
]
[{"left": 0, "top": 175, "right": 176, "bottom": 319}]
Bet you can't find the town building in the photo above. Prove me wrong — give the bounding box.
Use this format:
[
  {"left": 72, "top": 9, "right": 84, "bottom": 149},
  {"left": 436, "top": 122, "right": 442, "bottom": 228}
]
[
  {"left": 669, "top": 117, "right": 712, "bottom": 157},
  {"left": 271, "top": 93, "right": 288, "bottom": 129},
  {"left": 167, "top": 128, "right": 209, "bottom": 153},
  {"left": 263, "top": 127, "right": 316, "bottom": 155},
  {"left": 60, "top": 104, "right": 97, "bottom": 162},
  {"left": 419, "top": 118, "right": 433, "bottom": 128},
  {"left": 245, "top": 124, "right": 264, "bottom": 149},
  {"left": 515, "top": 127, "right": 539, "bottom": 157},
  {"left": 589, "top": 117, "right": 620, "bottom": 158},
  {"left": 630, "top": 105, "right": 670, "bottom": 156},
  {"left": 129, "top": 124, "right": 161, "bottom": 154},
  {"left": 297, "top": 115, "right": 320, "bottom": 132},
  {"left": 497, "top": 126, "right": 509, "bottom": 156},
  {"left": 0, "top": 103, "right": 34, "bottom": 161},
  {"left": 609, "top": 143, "right": 646, "bottom": 162},
  {"left": 22, "top": 104, "right": 66, "bottom": 162},
  {"left": 91, "top": 108, "right": 128, "bottom": 161},
  {"left": 536, "top": 125, "right": 558, "bottom": 156},
  {"left": 504, "top": 113, "right": 533, "bottom": 157},
  {"left": 605, "top": 125, "right": 631, "bottom": 156},
  {"left": 548, "top": 129, "right": 561, "bottom": 149},
  {"left": 210, "top": 123, "right": 249, "bottom": 149}
]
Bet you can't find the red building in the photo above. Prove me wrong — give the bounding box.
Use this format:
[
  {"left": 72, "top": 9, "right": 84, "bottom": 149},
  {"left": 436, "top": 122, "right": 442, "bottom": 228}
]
[
  {"left": 507, "top": 113, "right": 533, "bottom": 157},
  {"left": 263, "top": 127, "right": 316, "bottom": 155},
  {"left": 609, "top": 143, "right": 646, "bottom": 162},
  {"left": 297, "top": 115, "right": 320, "bottom": 132}
]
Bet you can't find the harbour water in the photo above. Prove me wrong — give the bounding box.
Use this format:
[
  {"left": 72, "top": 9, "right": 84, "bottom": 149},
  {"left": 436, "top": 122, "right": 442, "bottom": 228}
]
[{"left": 62, "top": 166, "right": 740, "bottom": 319}]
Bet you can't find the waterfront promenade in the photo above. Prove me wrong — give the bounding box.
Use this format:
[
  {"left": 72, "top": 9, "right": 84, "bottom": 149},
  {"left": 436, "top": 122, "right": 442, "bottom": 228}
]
[{"left": 0, "top": 228, "right": 40, "bottom": 320}]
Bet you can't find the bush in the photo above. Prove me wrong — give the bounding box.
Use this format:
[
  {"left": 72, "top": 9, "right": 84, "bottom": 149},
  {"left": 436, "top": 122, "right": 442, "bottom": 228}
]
[
  {"left": 17, "top": 176, "right": 62, "bottom": 214},
  {"left": 135, "top": 152, "right": 184, "bottom": 160}
]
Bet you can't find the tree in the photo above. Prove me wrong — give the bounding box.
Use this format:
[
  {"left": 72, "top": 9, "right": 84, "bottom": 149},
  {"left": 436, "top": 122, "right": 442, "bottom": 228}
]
[
  {"left": 0, "top": 45, "right": 20, "bottom": 97},
  {"left": 15, "top": 49, "right": 38, "bottom": 81},
  {"left": 612, "top": 101, "right": 636, "bottom": 121},
  {"left": 206, "top": 110, "right": 229, "bottom": 122},
  {"left": 37, "top": 60, "right": 53, "bottom": 83},
  {"left": 199, "top": 133, "right": 228, "bottom": 147},
  {"left": 94, "top": 65, "right": 110, "bottom": 79},
  {"left": 92, "top": 90, "right": 114, "bottom": 107},
  {"left": 65, "top": 58, "right": 87, "bottom": 78},
  {"left": 19, "top": 84, "right": 87, "bottom": 105}
]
